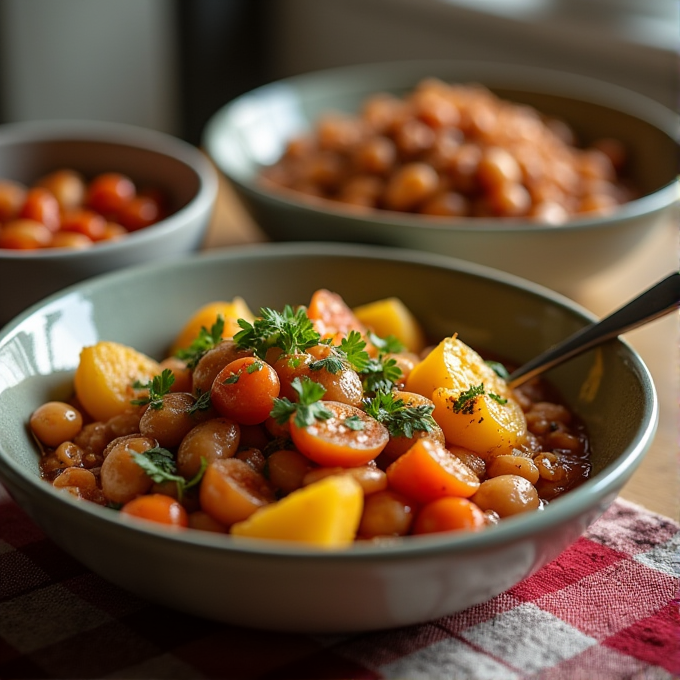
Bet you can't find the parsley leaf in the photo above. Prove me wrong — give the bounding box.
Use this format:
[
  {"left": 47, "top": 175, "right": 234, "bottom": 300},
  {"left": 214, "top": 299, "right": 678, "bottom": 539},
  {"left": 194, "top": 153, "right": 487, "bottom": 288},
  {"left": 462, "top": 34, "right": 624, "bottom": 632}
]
[
  {"left": 360, "top": 355, "right": 403, "bottom": 396},
  {"left": 451, "top": 383, "right": 508, "bottom": 414},
  {"left": 131, "top": 369, "right": 175, "bottom": 409},
  {"left": 234, "top": 306, "right": 320, "bottom": 359},
  {"left": 451, "top": 384, "right": 486, "bottom": 414},
  {"left": 310, "top": 330, "right": 370, "bottom": 374},
  {"left": 367, "top": 330, "right": 404, "bottom": 354},
  {"left": 270, "top": 376, "right": 333, "bottom": 428},
  {"left": 188, "top": 390, "right": 212, "bottom": 414},
  {"left": 486, "top": 360, "right": 510, "bottom": 381},
  {"left": 364, "top": 391, "right": 436, "bottom": 438},
  {"left": 343, "top": 414, "right": 365, "bottom": 431},
  {"left": 130, "top": 446, "right": 207, "bottom": 501},
  {"left": 175, "top": 316, "right": 225, "bottom": 369}
]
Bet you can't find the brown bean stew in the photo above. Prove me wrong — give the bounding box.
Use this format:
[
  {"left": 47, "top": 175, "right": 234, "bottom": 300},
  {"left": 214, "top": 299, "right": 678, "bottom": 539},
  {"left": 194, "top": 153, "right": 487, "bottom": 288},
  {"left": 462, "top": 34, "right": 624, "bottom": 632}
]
[
  {"left": 30, "top": 290, "right": 590, "bottom": 547},
  {"left": 260, "top": 78, "right": 637, "bottom": 224}
]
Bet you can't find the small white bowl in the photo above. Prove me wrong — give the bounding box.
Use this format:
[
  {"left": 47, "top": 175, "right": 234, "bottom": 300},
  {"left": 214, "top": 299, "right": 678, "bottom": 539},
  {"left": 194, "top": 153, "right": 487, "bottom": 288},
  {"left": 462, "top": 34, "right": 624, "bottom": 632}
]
[
  {"left": 203, "top": 60, "right": 678, "bottom": 294},
  {"left": 0, "top": 119, "right": 219, "bottom": 326},
  {"left": 0, "top": 243, "right": 656, "bottom": 633}
]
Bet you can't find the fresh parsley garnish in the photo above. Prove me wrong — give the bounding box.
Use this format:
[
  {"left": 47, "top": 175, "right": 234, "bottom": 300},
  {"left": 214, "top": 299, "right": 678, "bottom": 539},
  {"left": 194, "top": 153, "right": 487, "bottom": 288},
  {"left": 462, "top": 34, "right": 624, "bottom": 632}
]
[
  {"left": 451, "top": 383, "right": 507, "bottom": 414},
  {"left": 343, "top": 414, "right": 365, "bottom": 431},
  {"left": 270, "top": 376, "right": 333, "bottom": 428},
  {"left": 364, "top": 391, "right": 436, "bottom": 438},
  {"left": 367, "top": 330, "right": 404, "bottom": 354},
  {"left": 234, "top": 305, "right": 320, "bottom": 358},
  {"left": 130, "top": 446, "right": 207, "bottom": 501},
  {"left": 131, "top": 369, "right": 175, "bottom": 409},
  {"left": 175, "top": 316, "right": 225, "bottom": 369},
  {"left": 360, "top": 355, "right": 403, "bottom": 396},
  {"left": 187, "top": 390, "right": 212, "bottom": 414},
  {"left": 311, "top": 331, "right": 370, "bottom": 374}
]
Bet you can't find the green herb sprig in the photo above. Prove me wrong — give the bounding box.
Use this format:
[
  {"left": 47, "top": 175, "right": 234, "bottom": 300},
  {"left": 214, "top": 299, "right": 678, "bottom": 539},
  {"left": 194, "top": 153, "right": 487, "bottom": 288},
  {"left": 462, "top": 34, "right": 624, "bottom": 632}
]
[
  {"left": 175, "top": 316, "right": 225, "bottom": 369},
  {"left": 131, "top": 446, "right": 207, "bottom": 501},
  {"left": 131, "top": 369, "right": 175, "bottom": 410},
  {"left": 270, "top": 376, "right": 333, "bottom": 428},
  {"left": 364, "top": 391, "right": 436, "bottom": 438},
  {"left": 234, "top": 306, "right": 320, "bottom": 359}
]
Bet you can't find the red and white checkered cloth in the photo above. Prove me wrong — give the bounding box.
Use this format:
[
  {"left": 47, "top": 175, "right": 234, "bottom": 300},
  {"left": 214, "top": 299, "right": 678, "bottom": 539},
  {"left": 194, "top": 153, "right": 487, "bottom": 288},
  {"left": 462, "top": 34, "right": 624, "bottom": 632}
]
[{"left": 1, "top": 483, "right": 678, "bottom": 679}]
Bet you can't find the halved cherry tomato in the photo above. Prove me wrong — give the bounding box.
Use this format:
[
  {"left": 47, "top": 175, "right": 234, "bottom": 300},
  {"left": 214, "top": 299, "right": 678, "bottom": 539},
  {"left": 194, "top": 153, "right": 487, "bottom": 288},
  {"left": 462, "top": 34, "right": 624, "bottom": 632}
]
[
  {"left": 412, "top": 496, "right": 486, "bottom": 535},
  {"left": 121, "top": 493, "right": 189, "bottom": 528},
  {"left": 386, "top": 437, "right": 480, "bottom": 504},
  {"left": 211, "top": 356, "right": 281, "bottom": 425},
  {"left": 199, "top": 458, "right": 275, "bottom": 527},
  {"left": 289, "top": 401, "right": 389, "bottom": 467}
]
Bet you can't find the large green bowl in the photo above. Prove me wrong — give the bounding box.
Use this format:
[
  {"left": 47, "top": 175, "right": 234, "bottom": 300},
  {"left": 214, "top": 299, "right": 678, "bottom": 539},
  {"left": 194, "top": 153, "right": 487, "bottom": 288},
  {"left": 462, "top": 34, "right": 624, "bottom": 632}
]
[{"left": 0, "top": 243, "right": 657, "bottom": 632}]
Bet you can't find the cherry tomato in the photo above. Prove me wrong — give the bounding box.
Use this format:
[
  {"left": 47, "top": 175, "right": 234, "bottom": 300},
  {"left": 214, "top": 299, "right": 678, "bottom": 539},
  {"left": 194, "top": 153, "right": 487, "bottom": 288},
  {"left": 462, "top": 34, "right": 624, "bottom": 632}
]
[
  {"left": 0, "top": 219, "right": 53, "bottom": 249},
  {"left": 19, "top": 187, "right": 61, "bottom": 232},
  {"left": 60, "top": 208, "right": 107, "bottom": 241},
  {"left": 86, "top": 172, "right": 136, "bottom": 216},
  {"left": 211, "top": 357, "right": 281, "bottom": 425},
  {"left": 0, "top": 179, "right": 27, "bottom": 221},
  {"left": 412, "top": 497, "right": 486, "bottom": 535},
  {"left": 289, "top": 401, "right": 389, "bottom": 467},
  {"left": 121, "top": 493, "right": 189, "bottom": 527},
  {"left": 118, "top": 195, "right": 161, "bottom": 231}
]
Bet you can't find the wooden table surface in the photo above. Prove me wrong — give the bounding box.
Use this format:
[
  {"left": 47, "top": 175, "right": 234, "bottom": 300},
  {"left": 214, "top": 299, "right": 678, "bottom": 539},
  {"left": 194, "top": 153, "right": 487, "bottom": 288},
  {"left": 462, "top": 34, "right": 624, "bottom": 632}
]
[{"left": 204, "top": 175, "right": 679, "bottom": 521}]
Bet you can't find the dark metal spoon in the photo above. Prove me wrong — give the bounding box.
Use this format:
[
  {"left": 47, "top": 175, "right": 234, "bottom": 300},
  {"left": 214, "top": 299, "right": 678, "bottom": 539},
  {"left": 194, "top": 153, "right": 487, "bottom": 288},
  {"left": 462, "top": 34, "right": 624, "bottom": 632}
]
[{"left": 507, "top": 271, "right": 680, "bottom": 389}]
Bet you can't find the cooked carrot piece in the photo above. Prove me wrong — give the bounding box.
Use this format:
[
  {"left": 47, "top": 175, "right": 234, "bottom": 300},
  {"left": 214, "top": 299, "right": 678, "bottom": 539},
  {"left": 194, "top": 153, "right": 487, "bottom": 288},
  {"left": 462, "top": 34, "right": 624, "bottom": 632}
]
[{"left": 386, "top": 437, "right": 480, "bottom": 504}]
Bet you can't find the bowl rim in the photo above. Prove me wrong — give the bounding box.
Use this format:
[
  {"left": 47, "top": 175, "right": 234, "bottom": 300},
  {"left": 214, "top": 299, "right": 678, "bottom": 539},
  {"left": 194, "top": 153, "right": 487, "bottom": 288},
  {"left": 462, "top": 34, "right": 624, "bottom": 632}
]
[
  {"left": 0, "top": 119, "right": 219, "bottom": 259},
  {"left": 203, "top": 58, "right": 679, "bottom": 234},
  {"left": 0, "top": 242, "right": 659, "bottom": 561}
]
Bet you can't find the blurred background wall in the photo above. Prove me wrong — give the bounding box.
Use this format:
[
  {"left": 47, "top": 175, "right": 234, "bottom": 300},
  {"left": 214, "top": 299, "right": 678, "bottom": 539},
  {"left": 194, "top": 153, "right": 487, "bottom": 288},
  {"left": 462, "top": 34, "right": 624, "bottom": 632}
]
[{"left": 0, "top": 0, "right": 676, "bottom": 145}]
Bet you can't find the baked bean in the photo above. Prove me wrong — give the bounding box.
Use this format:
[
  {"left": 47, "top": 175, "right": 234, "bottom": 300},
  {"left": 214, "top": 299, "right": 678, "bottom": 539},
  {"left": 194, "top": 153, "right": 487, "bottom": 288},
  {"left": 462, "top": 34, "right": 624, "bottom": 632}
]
[
  {"left": 303, "top": 463, "right": 388, "bottom": 495},
  {"left": 30, "top": 401, "right": 84, "bottom": 448},
  {"left": 487, "top": 454, "right": 540, "bottom": 485},
  {"left": 383, "top": 163, "right": 439, "bottom": 211},
  {"left": 260, "top": 79, "right": 636, "bottom": 222},
  {"left": 139, "top": 392, "right": 203, "bottom": 448},
  {"left": 100, "top": 435, "right": 157, "bottom": 504},
  {"left": 176, "top": 417, "right": 241, "bottom": 478},
  {"left": 471, "top": 475, "right": 540, "bottom": 517},
  {"left": 358, "top": 489, "right": 416, "bottom": 539},
  {"left": 266, "top": 449, "right": 312, "bottom": 494}
]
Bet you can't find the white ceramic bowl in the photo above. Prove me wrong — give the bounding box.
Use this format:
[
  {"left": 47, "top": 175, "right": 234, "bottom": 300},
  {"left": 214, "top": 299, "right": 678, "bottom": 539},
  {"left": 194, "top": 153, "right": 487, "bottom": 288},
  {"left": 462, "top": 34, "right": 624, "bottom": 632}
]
[
  {"left": 203, "top": 60, "right": 678, "bottom": 294},
  {"left": 0, "top": 119, "right": 219, "bottom": 326},
  {"left": 0, "top": 243, "right": 656, "bottom": 633}
]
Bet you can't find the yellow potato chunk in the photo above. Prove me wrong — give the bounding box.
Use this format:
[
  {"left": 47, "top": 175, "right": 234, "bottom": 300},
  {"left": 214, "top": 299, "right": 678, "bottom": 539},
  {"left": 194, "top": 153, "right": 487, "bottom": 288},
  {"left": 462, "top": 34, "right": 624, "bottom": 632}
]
[
  {"left": 230, "top": 475, "right": 364, "bottom": 547},
  {"left": 74, "top": 341, "right": 162, "bottom": 422},
  {"left": 405, "top": 335, "right": 509, "bottom": 400},
  {"left": 170, "top": 297, "right": 254, "bottom": 355},
  {"left": 432, "top": 387, "right": 526, "bottom": 459},
  {"left": 353, "top": 297, "right": 426, "bottom": 353}
]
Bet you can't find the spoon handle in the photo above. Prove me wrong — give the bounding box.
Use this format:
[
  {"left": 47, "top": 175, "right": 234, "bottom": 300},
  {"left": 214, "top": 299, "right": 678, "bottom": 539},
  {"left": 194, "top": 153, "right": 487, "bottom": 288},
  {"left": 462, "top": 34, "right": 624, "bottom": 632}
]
[{"left": 507, "top": 271, "right": 680, "bottom": 389}]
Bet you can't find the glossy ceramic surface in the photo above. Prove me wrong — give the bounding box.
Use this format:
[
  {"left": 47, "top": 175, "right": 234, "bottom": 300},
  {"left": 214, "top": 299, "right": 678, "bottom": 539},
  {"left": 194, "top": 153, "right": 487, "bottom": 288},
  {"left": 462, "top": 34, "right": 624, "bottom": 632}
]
[
  {"left": 0, "top": 243, "right": 657, "bottom": 632},
  {"left": 203, "top": 60, "right": 678, "bottom": 294},
  {"left": 0, "top": 119, "right": 218, "bottom": 327}
]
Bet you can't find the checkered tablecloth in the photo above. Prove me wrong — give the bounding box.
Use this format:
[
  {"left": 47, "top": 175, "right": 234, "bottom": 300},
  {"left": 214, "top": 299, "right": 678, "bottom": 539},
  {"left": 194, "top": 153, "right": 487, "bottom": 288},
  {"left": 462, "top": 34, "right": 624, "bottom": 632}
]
[{"left": 1, "top": 483, "right": 678, "bottom": 680}]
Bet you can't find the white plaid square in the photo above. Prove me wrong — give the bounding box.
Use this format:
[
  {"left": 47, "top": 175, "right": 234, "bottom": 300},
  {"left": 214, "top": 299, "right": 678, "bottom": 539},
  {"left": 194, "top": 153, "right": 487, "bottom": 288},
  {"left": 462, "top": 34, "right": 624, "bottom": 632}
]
[
  {"left": 460, "top": 602, "right": 596, "bottom": 673},
  {"left": 380, "top": 635, "right": 521, "bottom": 680}
]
